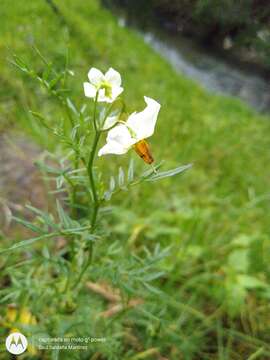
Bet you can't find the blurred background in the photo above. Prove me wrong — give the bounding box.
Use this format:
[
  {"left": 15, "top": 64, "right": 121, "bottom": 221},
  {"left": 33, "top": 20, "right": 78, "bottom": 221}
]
[
  {"left": 104, "top": 0, "right": 270, "bottom": 111},
  {"left": 1, "top": 0, "right": 270, "bottom": 359}
]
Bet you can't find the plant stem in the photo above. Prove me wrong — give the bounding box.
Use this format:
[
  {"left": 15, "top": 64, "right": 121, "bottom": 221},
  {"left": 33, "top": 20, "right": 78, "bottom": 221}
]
[
  {"left": 87, "top": 91, "right": 100, "bottom": 229},
  {"left": 74, "top": 92, "right": 100, "bottom": 289},
  {"left": 87, "top": 130, "right": 100, "bottom": 225}
]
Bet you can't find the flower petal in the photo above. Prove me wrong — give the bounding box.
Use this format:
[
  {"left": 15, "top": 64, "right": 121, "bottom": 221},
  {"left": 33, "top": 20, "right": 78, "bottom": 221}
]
[
  {"left": 97, "top": 88, "right": 108, "bottom": 102},
  {"left": 88, "top": 67, "right": 104, "bottom": 85},
  {"left": 83, "top": 82, "right": 96, "bottom": 98},
  {"left": 98, "top": 124, "right": 136, "bottom": 156},
  {"left": 111, "top": 86, "right": 124, "bottom": 101},
  {"left": 105, "top": 68, "right": 122, "bottom": 87},
  {"left": 98, "top": 141, "right": 128, "bottom": 156},
  {"left": 126, "top": 96, "right": 160, "bottom": 140},
  {"left": 107, "top": 124, "right": 136, "bottom": 148}
]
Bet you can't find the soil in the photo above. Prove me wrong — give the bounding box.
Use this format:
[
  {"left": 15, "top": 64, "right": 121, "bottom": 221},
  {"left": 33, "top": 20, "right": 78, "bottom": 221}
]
[{"left": 0, "top": 133, "right": 47, "bottom": 237}]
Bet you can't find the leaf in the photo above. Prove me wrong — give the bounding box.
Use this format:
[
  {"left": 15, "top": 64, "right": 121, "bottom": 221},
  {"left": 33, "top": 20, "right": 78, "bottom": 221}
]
[
  {"left": 103, "top": 191, "right": 112, "bottom": 201},
  {"left": 82, "top": 233, "right": 98, "bottom": 245},
  {"left": 35, "top": 161, "right": 63, "bottom": 175},
  {"left": 10, "top": 55, "right": 30, "bottom": 74},
  {"left": 12, "top": 216, "right": 45, "bottom": 234},
  {"left": 61, "top": 226, "right": 91, "bottom": 235},
  {"left": 143, "top": 271, "right": 165, "bottom": 282},
  {"left": 42, "top": 64, "right": 52, "bottom": 81},
  {"left": 56, "top": 175, "right": 64, "bottom": 189},
  {"left": 25, "top": 205, "right": 58, "bottom": 229},
  {"left": 226, "top": 280, "right": 247, "bottom": 316},
  {"left": 228, "top": 249, "right": 249, "bottom": 272},
  {"left": 141, "top": 161, "right": 164, "bottom": 178},
  {"left": 128, "top": 158, "right": 134, "bottom": 182},
  {"left": 147, "top": 164, "right": 192, "bottom": 182},
  {"left": 29, "top": 111, "right": 51, "bottom": 130},
  {"left": 0, "top": 233, "right": 58, "bottom": 254},
  {"left": 49, "top": 72, "right": 64, "bottom": 89},
  {"left": 56, "top": 200, "right": 73, "bottom": 229},
  {"left": 66, "top": 98, "right": 79, "bottom": 115},
  {"left": 71, "top": 124, "right": 80, "bottom": 140},
  {"left": 237, "top": 274, "right": 267, "bottom": 289},
  {"left": 118, "top": 167, "right": 125, "bottom": 187},
  {"left": 110, "top": 176, "right": 116, "bottom": 192},
  {"left": 104, "top": 176, "right": 116, "bottom": 201},
  {"left": 143, "top": 281, "right": 163, "bottom": 295}
]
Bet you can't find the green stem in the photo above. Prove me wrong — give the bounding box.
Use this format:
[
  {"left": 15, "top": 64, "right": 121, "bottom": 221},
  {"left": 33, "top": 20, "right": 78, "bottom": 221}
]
[
  {"left": 73, "top": 92, "right": 100, "bottom": 289},
  {"left": 73, "top": 133, "right": 100, "bottom": 289},
  {"left": 87, "top": 92, "right": 100, "bottom": 229},
  {"left": 87, "top": 130, "right": 101, "bottom": 227}
]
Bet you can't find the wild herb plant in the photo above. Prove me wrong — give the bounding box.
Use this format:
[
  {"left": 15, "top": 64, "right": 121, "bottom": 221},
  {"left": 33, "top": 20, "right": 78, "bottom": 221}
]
[{"left": 0, "top": 49, "right": 191, "bottom": 358}]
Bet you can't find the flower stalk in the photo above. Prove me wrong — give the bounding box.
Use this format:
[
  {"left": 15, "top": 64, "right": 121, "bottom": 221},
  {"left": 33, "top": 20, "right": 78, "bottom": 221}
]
[
  {"left": 87, "top": 90, "right": 101, "bottom": 226},
  {"left": 75, "top": 92, "right": 101, "bottom": 288},
  {"left": 87, "top": 129, "right": 101, "bottom": 229}
]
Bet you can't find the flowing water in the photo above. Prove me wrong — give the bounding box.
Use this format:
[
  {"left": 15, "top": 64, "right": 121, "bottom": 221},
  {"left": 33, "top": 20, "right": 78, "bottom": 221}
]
[{"left": 118, "top": 16, "right": 270, "bottom": 112}]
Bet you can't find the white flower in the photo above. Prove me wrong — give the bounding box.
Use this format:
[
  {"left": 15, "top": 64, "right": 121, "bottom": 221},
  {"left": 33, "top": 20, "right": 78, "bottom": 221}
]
[
  {"left": 84, "top": 67, "right": 123, "bottom": 103},
  {"left": 98, "top": 96, "right": 160, "bottom": 162}
]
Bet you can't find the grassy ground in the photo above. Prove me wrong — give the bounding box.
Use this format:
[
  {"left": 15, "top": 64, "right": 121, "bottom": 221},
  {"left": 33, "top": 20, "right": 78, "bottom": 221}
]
[{"left": 1, "top": 0, "right": 270, "bottom": 359}]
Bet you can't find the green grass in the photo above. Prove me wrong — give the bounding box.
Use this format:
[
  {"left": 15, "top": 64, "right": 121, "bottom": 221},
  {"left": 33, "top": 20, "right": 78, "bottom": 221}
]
[{"left": 1, "top": 0, "right": 270, "bottom": 359}]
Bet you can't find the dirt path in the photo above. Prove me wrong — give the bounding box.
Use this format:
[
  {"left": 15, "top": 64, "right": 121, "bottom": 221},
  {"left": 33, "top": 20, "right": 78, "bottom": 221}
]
[{"left": 0, "top": 133, "right": 47, "bottom": 236}]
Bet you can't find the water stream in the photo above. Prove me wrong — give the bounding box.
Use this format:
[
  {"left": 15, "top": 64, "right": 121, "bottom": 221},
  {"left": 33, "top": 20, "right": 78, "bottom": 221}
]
[{"left": 118, "top": 17, "right": 270, "bottom": 112}]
